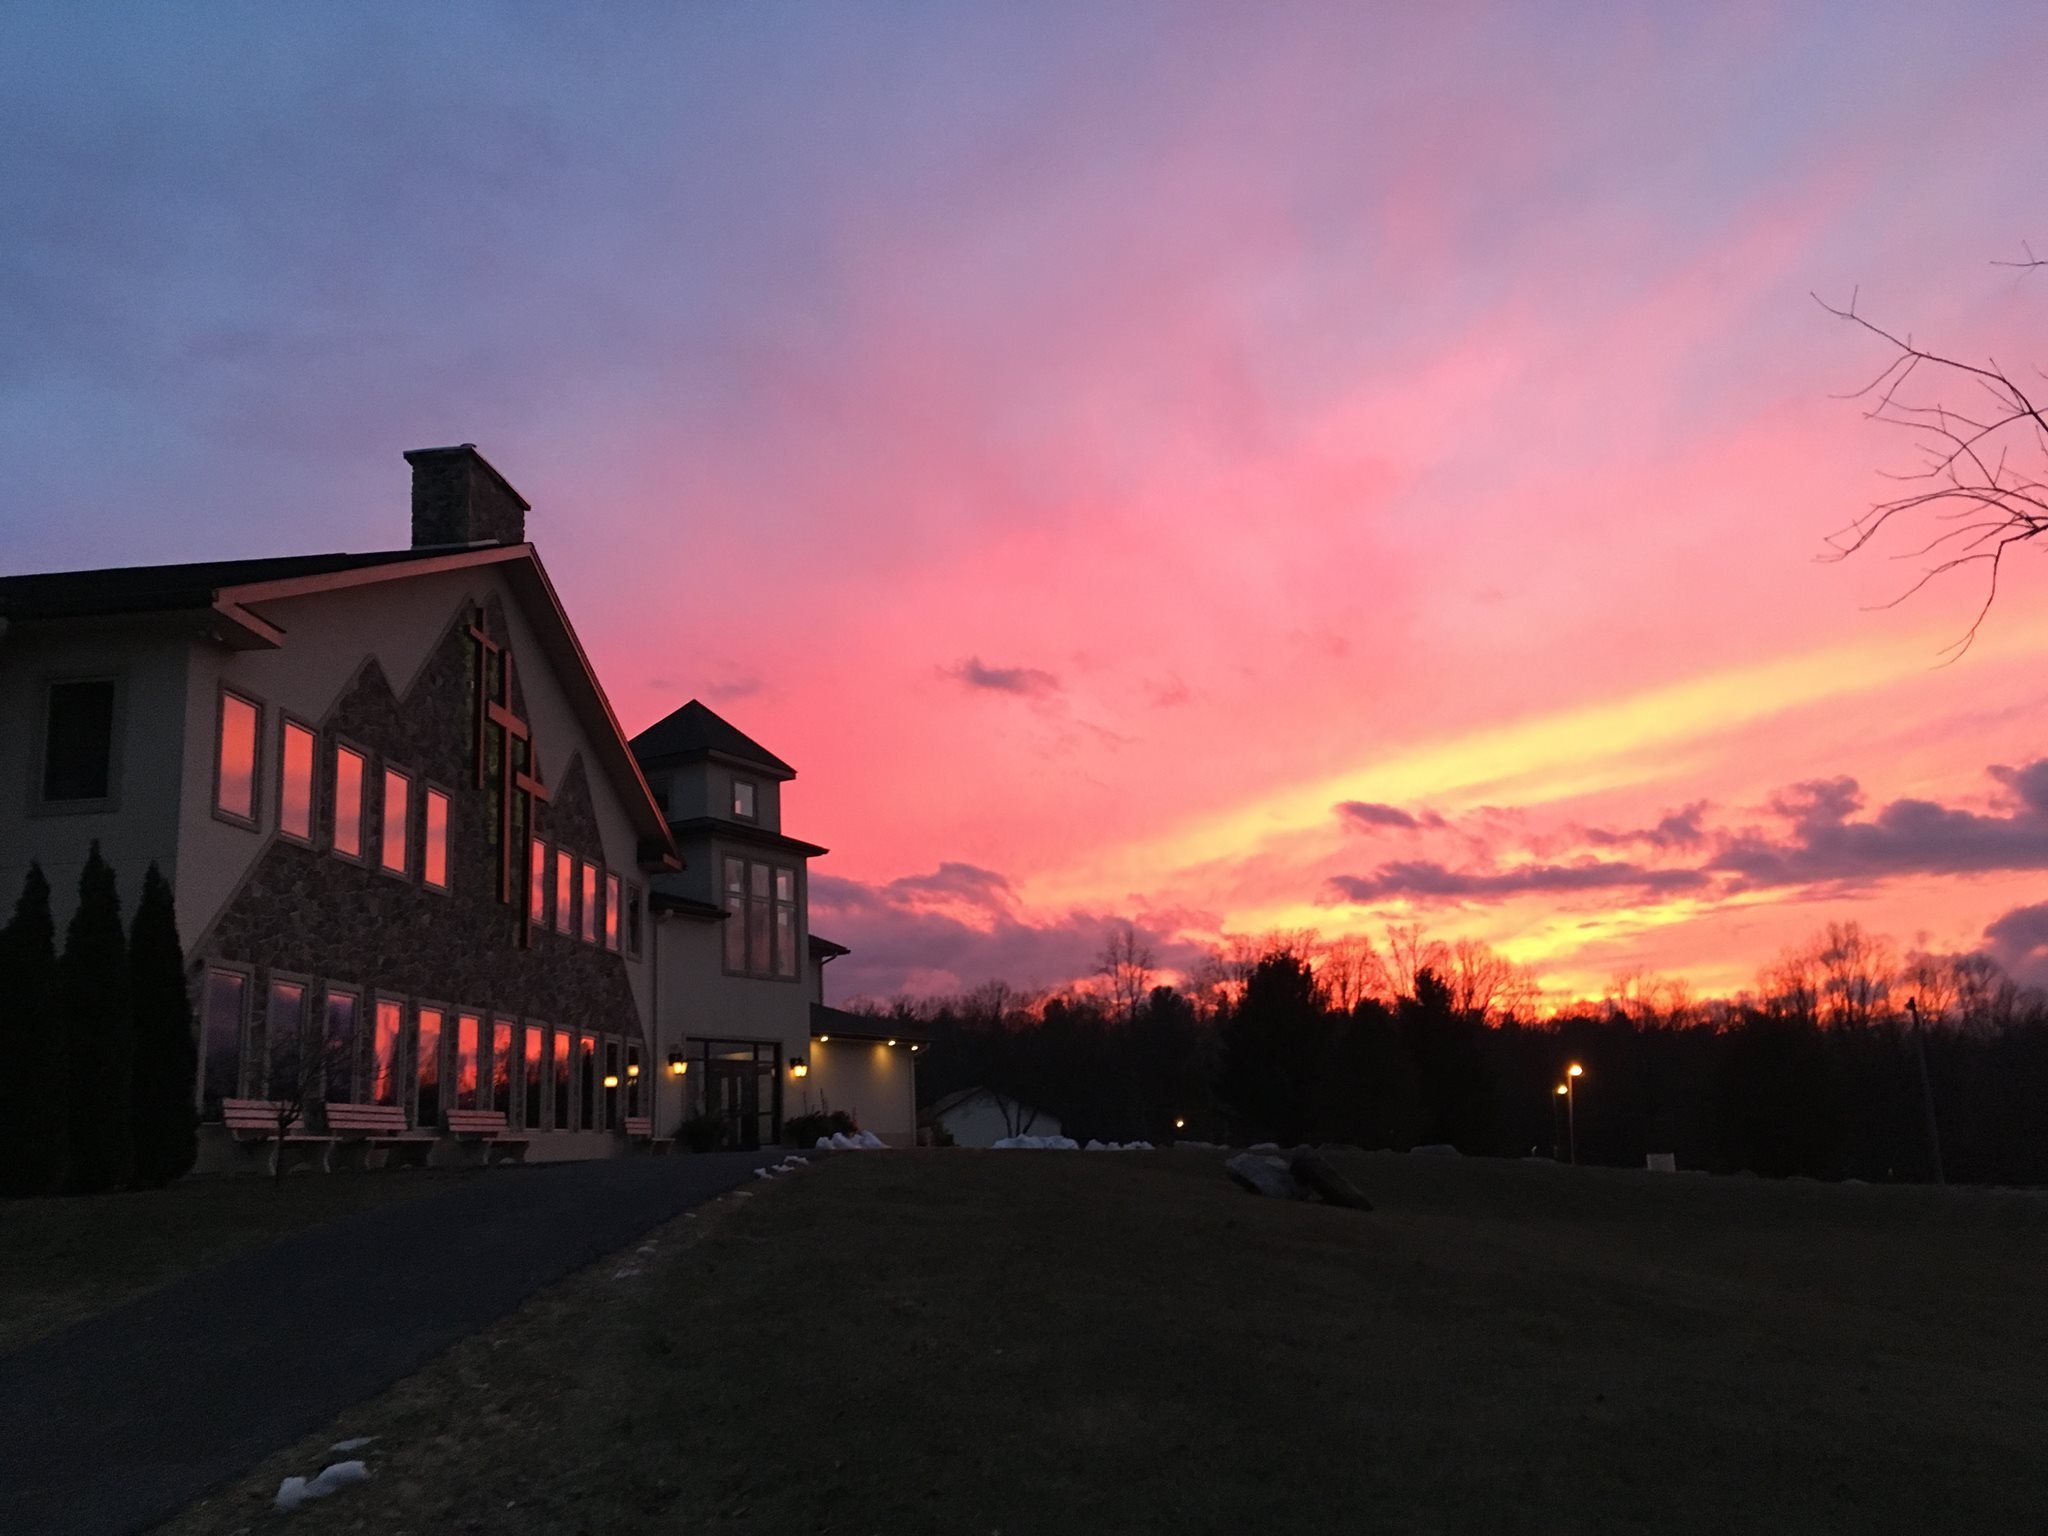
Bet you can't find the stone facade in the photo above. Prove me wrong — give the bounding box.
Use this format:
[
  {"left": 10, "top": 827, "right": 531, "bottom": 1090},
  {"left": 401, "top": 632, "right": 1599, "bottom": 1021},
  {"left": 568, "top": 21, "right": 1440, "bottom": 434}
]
[{"left": 199, "top": 594, "right": 641, "bottom": 1085}]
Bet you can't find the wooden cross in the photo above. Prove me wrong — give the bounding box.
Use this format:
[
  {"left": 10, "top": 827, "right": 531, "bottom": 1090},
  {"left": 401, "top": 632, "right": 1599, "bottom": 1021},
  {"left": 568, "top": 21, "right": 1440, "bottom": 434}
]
[{"left": 467, "top": 607, "right": 551, "bottom": 940}]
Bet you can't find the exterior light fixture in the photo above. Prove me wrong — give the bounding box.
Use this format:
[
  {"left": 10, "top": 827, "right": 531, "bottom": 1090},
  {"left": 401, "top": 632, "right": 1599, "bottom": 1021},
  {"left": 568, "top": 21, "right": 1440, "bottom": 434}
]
[
  {"left": 887, "top": 1039, "right": 897, "bottom": 1047},
  {"left": 818, "top": 1034, "right": 830, "bottom": 1043},
  {"left": 1555, "top": 1084, "right": 1568, "bottom": 1096},
  {"left": 788, "top": 1057, "right": 808, "bottom": 1078},
  {"left": 603, "top": 1073, "right": 620, "bottom": 1089},
  {"left": 909, "top": 1044, "right": 920, "bottom": 1052},
  {"left": 626, "top": 1062, "right": 640, "bottom": 1079},
  {"left": 667, "top": 1051, "right": 687, "bottom": 1077},
  {"left": 1567, "top": 1063, "right": 1584, "bottom": 1078},
  {"left": 1174, "top": 1117, "right": 1186, "bottom": 1130}
]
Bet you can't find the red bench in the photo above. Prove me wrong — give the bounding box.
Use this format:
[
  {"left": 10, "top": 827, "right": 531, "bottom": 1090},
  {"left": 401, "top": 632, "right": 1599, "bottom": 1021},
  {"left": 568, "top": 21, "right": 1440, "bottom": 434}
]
[
  {"left": 222, "top": 1098, "right": 337, "bottom": 1173},
  {"left": 325, "top": 1102, "right": 433, "bottom": 1168},
  {"left": 446, "top": 1108, "right": 529, "bottom": 1165}
]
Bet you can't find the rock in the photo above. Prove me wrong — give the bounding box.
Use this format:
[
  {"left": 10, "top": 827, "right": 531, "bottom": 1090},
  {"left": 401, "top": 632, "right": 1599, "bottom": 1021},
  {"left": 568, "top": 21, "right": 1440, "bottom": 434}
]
[
  {"left": 1226, "top": 1152, "right": 1307, "bottom": 1200},
  {"left": 1288, "top": 1148, "right": 1373, "bottom": 1211}
]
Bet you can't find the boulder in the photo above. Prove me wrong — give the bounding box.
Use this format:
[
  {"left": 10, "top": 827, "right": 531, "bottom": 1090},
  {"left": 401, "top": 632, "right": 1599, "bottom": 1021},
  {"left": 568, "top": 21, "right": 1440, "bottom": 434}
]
[
  {"left": 1225, "top": 1152, "right": 1307, "bottom": 1200},
  {"left": 1288, "top": 1147, "right": 1373, "bottom": 1211}
]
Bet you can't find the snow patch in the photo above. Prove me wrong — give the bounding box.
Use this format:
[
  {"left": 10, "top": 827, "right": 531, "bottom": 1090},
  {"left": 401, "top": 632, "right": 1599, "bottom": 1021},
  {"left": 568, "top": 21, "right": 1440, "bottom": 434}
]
[{"left": 275, "top": 1460, "right": 371, "bottom": 1512}]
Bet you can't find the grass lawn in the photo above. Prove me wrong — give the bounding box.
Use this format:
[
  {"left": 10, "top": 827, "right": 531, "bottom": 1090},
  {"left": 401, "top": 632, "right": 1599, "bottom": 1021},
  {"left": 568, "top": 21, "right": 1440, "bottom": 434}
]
[
  {"left": 0, "top": 1168, "right": 483, "bottom": 1355},
  {"left": 160, "top": 1151, "right": 2048, "bottom": 1535}
]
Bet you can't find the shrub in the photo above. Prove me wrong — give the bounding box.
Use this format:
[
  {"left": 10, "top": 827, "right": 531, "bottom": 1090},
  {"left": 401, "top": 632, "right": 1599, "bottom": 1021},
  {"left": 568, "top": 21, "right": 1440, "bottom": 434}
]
[
  {"left": 0, "top": 862, "right": 63, "bottom": 1197},
  {"left": 62, "top": 844, "right": 132, "bottom": 1193},
  {"left": 783, "top": 1108, "right": 857, "bottom": 1147},
  {"left": 679, "top": 1111, "right": 726, "bottom": 1153},
  {"left": 129, "top": 863, "right": 197, "bottom": 1187}
]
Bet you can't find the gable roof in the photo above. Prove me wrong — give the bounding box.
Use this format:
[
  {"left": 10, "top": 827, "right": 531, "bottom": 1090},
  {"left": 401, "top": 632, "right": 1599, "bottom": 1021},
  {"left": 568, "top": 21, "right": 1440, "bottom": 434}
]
[
  {"left": 0, "top": 542, "right": 679, "bottom": 869},
  {"left": 631, "top": 699, "right": 794, "bottom": 776}
]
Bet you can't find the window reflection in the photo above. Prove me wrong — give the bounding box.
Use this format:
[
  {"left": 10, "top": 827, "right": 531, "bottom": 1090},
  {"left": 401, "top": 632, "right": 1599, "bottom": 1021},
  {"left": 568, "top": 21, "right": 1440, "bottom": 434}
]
[
  {"left": 281, "top": 721, "right": 315, "bottom": 840},
  {"left": 371, "top": 999, "right": 402, "bottom": 1108},
  {"left": 217, "top": 693, "right": 259, "bottom": 822},
  {"left": 200, "top": 970, "right": 246, "bottom": 1119}
]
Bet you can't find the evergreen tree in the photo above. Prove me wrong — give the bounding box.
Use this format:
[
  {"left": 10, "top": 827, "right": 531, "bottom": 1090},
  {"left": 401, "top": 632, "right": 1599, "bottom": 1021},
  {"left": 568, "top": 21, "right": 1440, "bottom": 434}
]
[
  {"left": 60, "top": 844, "right": 133, "bottom": 1193},
  {"left": 128, "top": 862, "right": 197, "bottom": 1187},
  {"left": 0, "top": 862, "right": 64, "bottom": 1197}
]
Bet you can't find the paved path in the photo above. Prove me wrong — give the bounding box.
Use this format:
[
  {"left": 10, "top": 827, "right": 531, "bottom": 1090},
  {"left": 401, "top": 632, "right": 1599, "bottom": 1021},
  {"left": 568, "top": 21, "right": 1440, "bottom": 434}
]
[{"left": 0, "top": 1152, "right": 765, "bottom": 1536}]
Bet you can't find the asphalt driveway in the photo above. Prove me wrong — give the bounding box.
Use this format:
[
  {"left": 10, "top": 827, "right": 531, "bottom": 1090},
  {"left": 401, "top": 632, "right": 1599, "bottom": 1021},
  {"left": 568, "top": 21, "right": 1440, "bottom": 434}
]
[{"left": 0, "top": 1151, "right": 764, "bottom": 1536}]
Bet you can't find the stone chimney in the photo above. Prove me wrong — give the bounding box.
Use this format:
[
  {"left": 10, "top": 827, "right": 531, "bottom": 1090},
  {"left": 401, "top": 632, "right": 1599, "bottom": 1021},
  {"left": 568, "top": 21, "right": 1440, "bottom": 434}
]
[{"left": 404, "top": 443, "right": 530, "bottom": 549}]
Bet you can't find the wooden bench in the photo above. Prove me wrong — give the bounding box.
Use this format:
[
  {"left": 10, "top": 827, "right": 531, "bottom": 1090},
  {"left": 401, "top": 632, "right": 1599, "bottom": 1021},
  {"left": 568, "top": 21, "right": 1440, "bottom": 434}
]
[
  {"left": 325, "top": 1102, "right": 433, "bottom": 1168},
  {"left": 623, "top": 1115, "right": 652, "bottom": 1139},
  {"left": 446, "top": 1108, "right": 530, "bottom": 1165},
  {"left": 221, "top": 1098, "right": 337, "bottom": 1173}
]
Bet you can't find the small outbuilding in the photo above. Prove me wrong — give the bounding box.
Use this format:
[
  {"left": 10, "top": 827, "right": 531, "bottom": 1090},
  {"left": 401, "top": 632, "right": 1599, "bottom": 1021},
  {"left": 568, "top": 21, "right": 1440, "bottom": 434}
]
[{"left": 927, "top": 1087, "right": 1061, "bottom": 1149}]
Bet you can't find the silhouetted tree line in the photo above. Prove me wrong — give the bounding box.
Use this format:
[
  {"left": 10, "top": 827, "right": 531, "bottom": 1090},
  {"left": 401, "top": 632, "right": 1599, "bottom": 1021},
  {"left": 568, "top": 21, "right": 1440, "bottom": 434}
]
[
  {"left": 878, "top": 920, "right": 2048, "bottom": 1184},
  {"left": 0, "top": 846, "right": 198, "bottom": 1196}
]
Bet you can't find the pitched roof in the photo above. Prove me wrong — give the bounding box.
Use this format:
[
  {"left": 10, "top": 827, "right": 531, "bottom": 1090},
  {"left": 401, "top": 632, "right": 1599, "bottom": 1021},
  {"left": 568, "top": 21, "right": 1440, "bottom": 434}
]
[
  {"left": 0, "top": 540, "right": 679, "bottom": 868},
  {"left": 630, "top": 699, "right": 794, "bottom": 776},
  {"left": 811, "top": 1003, "right": 928, "bottom": 1044},
  {"left": 0, "top": 547, "right": 453, "bottom": 622},
  {"left": 807, "top": 933, "right": 851, "bottom": 961}
]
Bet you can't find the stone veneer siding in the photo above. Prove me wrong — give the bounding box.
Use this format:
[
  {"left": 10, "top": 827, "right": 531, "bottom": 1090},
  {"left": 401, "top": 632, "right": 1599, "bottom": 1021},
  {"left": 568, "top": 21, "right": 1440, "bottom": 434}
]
[{"left": 198, "top": 595, "right": 642, "bottom": 1099}]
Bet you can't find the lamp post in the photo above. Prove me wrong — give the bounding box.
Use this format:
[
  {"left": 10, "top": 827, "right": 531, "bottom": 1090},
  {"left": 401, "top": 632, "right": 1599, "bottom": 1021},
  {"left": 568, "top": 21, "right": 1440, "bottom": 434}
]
[
  {"left": 1564, "top": 1063, "right": 1584, "bottom": 1165},
  {"left": 1904, "top": 998, "right": 1946, "bottom": 1187},
  {"left": 1553, "top": 1083, "right": 1568, "bottom": 1161}
]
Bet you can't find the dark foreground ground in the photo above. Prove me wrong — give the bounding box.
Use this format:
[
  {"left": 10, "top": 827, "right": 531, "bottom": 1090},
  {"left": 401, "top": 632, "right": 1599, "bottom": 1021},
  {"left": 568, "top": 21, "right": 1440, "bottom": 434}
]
[{"left": 152, "top": 1149, "right": 2048, "bottom": 1535}]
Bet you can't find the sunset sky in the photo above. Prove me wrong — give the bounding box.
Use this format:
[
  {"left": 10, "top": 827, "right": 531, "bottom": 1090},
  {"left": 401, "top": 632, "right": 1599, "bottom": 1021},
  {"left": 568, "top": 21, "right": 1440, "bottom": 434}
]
[{"left": 7, "top": 4, "right": 2048, "bottom": 1003}]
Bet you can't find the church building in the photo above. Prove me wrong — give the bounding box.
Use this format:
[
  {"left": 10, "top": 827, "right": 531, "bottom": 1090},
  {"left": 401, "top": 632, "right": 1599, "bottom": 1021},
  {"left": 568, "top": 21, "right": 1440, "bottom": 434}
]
[{"left": 0, "top": 445, "right": 916, "bottom": 1167}]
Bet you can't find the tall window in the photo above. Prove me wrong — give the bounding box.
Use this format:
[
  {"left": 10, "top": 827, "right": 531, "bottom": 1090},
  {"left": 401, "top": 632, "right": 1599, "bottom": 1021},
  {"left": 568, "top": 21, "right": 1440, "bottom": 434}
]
[
  {"left": 555, "top": 849, "right": 574, "bottom": 935},
  {"left": 579, "top": 1034, "right": 597, "bottom": 1129},
  {"left": 602, "top": 1038, "right": 621, "bottom": 1132},
  {"left": 775, "top": 868, "right": 797, "bottom": 978},
  {"left": 423, "top": 788, "right": 450, "bottom": 890},
  {"left": 381, "top": 768, "right": 411, "bottom": 875},
  {"left": 580, "top": 861, "right": 598, "bottom": 944},
  {"left": 41, "top": 679, "right": 116, "bottom": 803},
  {"left": 749, "top": 862, "right": 772, "bottom": 974},
  {"left": 529, "top": 837, "right": 549, "bottom": 927},
  {"left": 552, "top": 1027, "right": 572, "bottom": 1129},
  {"left": 216, "top": 691, "right": 260, "bottom": 824},
  {"left": 626, "top": 885, "right": 643, "bottom": 958},
  {"left": 523, "top": 1024, "right": 544, "bottom": 1129},
  {"left": 200, "top": 970, "right": 246, "bottom": 1118},
  {"left": 279, "top": 721, "right": 316, "bottom": 842},
  {"left": 732, "top": 779, "right": 757, "bottom": 819},
  {"left": 454, "top": 1012, "right": 480, "bottom": 1111},
  {"left": 266, "top": 980, "right": 306, "bottom": 1100},
  {"left": 626, "top": 1042, "right": 643, "bottom": 1119},
  {"left": 370, "top": 999, "right": 403, "bottom": 1108},
  {"left": 605, "top": 873, "right": 622, "bottom": 952},
  {"left": 723, "top": 858, "right": 746, "bottom": 970},
  {"left": 322, "top": 990, "right": 358, "bottom": 1104},
  {"left": 334, "top": 746, "right": 365, "bottom": 858},
  {"left": 724, "top": 859, "right": 799, "bottom": 979},
  {"left": 492, "top": 1019, "right": 514, "bottom": 1118},
  {"left": 415, "top": 1006, "right": 443, "bottom": 1127}
]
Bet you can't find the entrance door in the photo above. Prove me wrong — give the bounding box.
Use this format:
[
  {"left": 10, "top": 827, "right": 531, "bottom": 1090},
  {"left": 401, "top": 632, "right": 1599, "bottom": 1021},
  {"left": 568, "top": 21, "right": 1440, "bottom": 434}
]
[{"left": 701, "top": 1045, "right": 780, "bottom": 1149}]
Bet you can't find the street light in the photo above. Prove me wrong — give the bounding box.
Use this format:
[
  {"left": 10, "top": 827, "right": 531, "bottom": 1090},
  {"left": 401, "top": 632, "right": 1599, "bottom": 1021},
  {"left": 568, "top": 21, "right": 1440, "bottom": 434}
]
[{"left": 1562, "top": 1065, "right": 1585, "bottom": 1165}]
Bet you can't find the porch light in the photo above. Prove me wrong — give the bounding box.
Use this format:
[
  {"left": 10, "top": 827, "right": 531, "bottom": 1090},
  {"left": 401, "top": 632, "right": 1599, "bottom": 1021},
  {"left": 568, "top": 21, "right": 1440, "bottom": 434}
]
[
  {"left": 818, "top": 1034, "right": 830, "bottom": 1043},
  {"left": 909, "top": 1044, "right": 919, "bottom": 1052},
  {"left": 626, "top": 1062, "right": 641, "bottom": 1079},
  {"left": 887, "top": 1039, "right": 897, "bottom": 1047},
  {"left": 667, "top": 1051, "right": 687, "bottom": 1077},
  {"left": 603, "top": 1073, "right": 620, "bottom": 1089},
  {"left": 788, "top": 1057, "right": 808, "bottom": 1078},
  {"left": 1174, "top": 1117, "right": 1186, "bottom": 1130}
]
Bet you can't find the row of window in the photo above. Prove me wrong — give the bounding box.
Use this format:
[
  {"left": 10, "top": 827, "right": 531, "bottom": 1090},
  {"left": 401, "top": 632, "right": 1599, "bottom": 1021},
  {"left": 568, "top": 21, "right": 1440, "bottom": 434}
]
[
  {"left": 527, "top": 836, "right": 640, "bottom": 955},
  {"left": 199, "top": 968, "right": 645, "bottom": 1132},
  {"left": 723, "top": 856, "right": 799, "bottom": 980},
  {"left": 214, "top": 689, "right": 454, "bottom": 889}
]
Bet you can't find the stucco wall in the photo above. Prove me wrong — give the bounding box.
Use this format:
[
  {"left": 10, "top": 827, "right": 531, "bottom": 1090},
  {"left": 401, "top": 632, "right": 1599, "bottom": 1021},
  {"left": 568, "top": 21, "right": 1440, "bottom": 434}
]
[
  {"left": 649, "top": 911, "right": 815, "bottom": 1135},
  {"left": 802, "top": 1038, "right": 917, "bottom": 1146},
  {"left": 0, "top": 616, "right": 192, "bottom": 933}
]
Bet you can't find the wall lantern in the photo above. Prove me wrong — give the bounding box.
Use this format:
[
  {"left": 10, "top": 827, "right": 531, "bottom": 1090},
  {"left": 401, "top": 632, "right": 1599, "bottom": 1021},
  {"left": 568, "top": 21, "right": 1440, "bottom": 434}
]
[
  {"left": 626, "top": 1062, "right": 640, "bottom": 1079},
  {"left": 788, "top": 1057, "right": 809, "bottom": 1079},
  {"left": 603, "top": 1073, "right": 621, "bottom": 1089},
  {"left": 667, "top": 1051, "right": 688, "bottom": 1078}
]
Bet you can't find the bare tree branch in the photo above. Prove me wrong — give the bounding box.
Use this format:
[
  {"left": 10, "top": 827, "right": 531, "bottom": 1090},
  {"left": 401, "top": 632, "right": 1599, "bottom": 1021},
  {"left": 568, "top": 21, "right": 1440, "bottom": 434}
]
[{"left": 1816, "top": 273, "right": 2048, "bottom": 657}]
